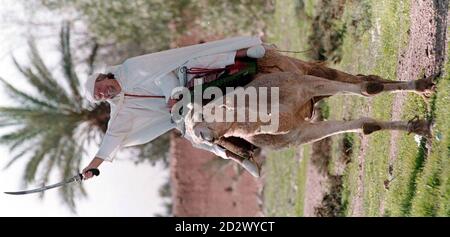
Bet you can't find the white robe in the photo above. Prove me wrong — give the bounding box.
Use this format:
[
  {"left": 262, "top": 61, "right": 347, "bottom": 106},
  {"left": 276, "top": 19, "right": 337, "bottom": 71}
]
[{"left": 96, "top": 36, "right": 262, "bottom": 161}]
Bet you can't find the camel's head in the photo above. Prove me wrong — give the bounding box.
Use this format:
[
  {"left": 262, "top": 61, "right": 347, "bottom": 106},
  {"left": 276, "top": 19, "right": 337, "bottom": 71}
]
[{"left": 184, "top": 102, "right": 216, "bottom": 145}]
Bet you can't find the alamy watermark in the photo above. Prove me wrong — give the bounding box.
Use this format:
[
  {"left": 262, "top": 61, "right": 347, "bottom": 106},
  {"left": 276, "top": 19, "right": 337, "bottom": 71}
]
[{"left": 170, "top": 78, "right": 280, "bottom": 133}]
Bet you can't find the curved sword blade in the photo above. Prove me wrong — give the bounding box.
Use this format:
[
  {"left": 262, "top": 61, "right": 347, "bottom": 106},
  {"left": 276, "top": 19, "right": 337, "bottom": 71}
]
[{"left": 4, "top": 175, "right": 81, "bottom": 195}]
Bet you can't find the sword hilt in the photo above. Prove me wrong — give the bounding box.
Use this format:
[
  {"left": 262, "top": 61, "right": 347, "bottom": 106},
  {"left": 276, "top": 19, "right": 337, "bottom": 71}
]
[
  {"left": 87, "top": 168, "right": 100, "bottom": 176},
  {"left": 80, "top": 168, "right": 100, "bottom": 180}
]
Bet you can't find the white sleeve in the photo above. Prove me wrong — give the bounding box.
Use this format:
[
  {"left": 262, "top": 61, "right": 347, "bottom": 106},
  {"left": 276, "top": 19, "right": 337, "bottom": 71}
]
[
  {"left": 155, "top": 73, "right": 180, "bottom": 103},
  {"left": 95, "top": 107, "right": 134, "bottom": 162},
  {"left": 186, "top": 51, "right": 237, "bottom": 69},
  {"left": 96, "top": 134, "right": 123, "bottom": 162}
]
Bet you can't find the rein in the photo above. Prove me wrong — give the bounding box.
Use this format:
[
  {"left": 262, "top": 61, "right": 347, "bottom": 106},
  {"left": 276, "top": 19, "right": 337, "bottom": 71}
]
[{"left": 124, "top": 93, "right": 165, "bottom": 99}]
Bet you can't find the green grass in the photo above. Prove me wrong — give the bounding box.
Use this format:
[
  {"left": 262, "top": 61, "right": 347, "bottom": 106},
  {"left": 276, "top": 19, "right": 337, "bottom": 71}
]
[
  {"left": 409, "top": 46, "right": 450, "bottom": 216},
  {"left": 263, "top": 146, "right": 310, "bottom": 216},
  {"left": 266, "top": 0, "right": 315, "bottom": 60},
  {"left": 339, "top": 133, "right": 361, "bottom": 216},
  {"left": 263, "top": 0, "right": 315, "bottom": 217},
  {"left": 263, "top": 0, "right": 448, "bottom": 216},
  {"left": 384, "top": 94, "right": 428, "bottom": 216},
  {"left": 335, "top": 0, "right": 411, "bottom": 216},
  {"left": 378, "top": 2, "right": 449, "bottom": 217},
  {"left": 295, "top": 145, "right": 311, "bottom": 215},
  {"left": 332, "top": 0, "right": 448, "bottom": 216}
]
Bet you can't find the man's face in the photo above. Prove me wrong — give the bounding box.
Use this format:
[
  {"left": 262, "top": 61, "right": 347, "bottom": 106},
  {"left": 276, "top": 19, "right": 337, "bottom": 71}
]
[{"left": 94, "top": 76, "right": 121, "bottom": 101}]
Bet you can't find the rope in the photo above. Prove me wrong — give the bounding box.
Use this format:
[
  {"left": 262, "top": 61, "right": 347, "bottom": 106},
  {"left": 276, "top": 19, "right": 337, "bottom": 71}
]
[{"left": 275, "top": 48, "right": 314, "bottom": 54}]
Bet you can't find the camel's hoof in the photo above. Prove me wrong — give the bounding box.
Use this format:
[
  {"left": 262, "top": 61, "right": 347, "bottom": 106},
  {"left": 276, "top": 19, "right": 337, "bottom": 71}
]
[
  {"left": 407, "top": 116, "right": 434, "bottom": 140},
  {"left": 384, "top": 179, "right": 391, "bottom": 190},
  {"left": 363, "top": 122, "right": 382, "bottom": 135},
  {"left": 252, "top": 147, "right": 262, "bottom": 157},
  {"left": 362, "top": 82, "right": 384, "bottom": 96},
  {"left": 241, "top": 158, "right": 261, "bottom": 178}
]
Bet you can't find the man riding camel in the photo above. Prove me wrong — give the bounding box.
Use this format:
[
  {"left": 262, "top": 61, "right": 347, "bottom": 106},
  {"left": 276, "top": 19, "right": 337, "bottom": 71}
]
[{"left": 82, "top": 36, "right": 266, "bottom": 179}]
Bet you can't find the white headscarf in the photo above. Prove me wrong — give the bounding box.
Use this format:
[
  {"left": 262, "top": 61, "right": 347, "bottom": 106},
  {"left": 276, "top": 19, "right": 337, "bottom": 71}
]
[{"left": 84, "top": 73, "right": 100, "bottom": 103}]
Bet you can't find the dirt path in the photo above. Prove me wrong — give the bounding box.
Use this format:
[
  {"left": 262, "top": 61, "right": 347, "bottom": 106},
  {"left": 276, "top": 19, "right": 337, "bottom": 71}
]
[
  {"left": 350, "top": 103, "right": 372, "bottom": 216},
  {"left": 380, "top": 0, "right": 448, "bottom": 214},
  {"left": 170, "top": 132, "right": 264, "bottom": 217},
  {"left": 348, "top": 0, "right": 448, "bottom": 216},
  {"left": 303, "top": 138, "right": 332, "bottom": 217}
]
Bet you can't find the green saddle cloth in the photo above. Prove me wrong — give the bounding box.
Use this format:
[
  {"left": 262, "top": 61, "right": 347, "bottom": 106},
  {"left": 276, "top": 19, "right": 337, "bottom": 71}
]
[{"left": 189, "top": 58, "right": 258, "bottom": 104}]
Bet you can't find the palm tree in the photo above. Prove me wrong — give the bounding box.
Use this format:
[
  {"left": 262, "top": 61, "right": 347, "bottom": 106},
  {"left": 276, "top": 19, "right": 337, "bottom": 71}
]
[{"left": 0, "top": 23, "right": 110, "bottom": 212}]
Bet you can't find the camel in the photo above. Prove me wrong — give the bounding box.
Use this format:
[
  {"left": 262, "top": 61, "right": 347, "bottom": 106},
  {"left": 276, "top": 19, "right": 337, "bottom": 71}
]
[{"left": 184, "top": 45, "right": 436, "bottom": 174}]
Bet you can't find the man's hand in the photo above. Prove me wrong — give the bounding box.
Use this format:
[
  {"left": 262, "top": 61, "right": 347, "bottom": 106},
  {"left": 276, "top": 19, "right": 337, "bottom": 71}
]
[
  {"left": 82, "top": 167, "right": 96, "bottom": 180},
  {"left": 167, "top": 98, "right": 178, "bottom": 110},
  {"left": 82, "top": 157, "right": 104, "bottom": 180}
]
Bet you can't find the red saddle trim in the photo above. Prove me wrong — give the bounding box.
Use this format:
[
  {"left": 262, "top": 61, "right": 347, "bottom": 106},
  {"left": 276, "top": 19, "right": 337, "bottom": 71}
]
[{"left": 124, "top": 93, "right": 165, "bottom": 99}]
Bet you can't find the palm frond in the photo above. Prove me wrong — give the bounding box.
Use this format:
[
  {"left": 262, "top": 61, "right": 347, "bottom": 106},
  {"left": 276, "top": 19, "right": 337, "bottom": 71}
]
[
  {"left": 12, "top": 57, "right": 74, "bottom": 107},
  {"left": 0, "top": 107, "right": 61, "bottom": 124},
  {"left": 0, "top": 125, "right": 43, "bottom": 150},
  {"left": 0, "top": 24, "right": 111, "bottom": 213},
  {"left": 59, "top": 140, "right": 84, "bottom": 212},
  {"left": 4, "top": 152, "right": 27, "bottom": 170},
  {"left": 22, "top": 125, "right": 72, "bottom": 182},
  {"left": 28, "top": 39, "right": 79, "bottom": 106},
  {"left": 87, "top": 42, "right": 99, "bottom": 75},
  {"left": 37, "top": 149, "right": 59, "bottom": 199},
  {"left": 0, "top": 77, "right": 58, "bottom": 110},
  {"left": 27, "top": 40, "right": 59, "bottom": 90},
  {"left": 23, "top": 146, "right": 47, "bottom": 183},
  {"left": 60, "top": 23, "right": 82, "bottom": 107},
  {"left": 3, "top": 143, "right": 37, "bottom": 169}
]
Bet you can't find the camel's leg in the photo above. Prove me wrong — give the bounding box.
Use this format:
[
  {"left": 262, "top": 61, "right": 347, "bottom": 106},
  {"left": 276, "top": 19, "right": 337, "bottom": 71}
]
[
  {"left": 258, "top": 50, "right": 429, "bottom": 97},
  {"left": 287, "top": 56, "right": 402, "bottom": 84},
  {"left": 296, "top": 117, "right": 432, "bottom": 145},
  {"left": 296, "top": 119, "right": 367, "bottom": 144},
  {"left": 300, "top": 75, "right": 383, "bottom": 97},
  {"left": 288, "top": 57, "right": 437, "bottom": 95},
  {"left": 302, "top": 75, "right": 431, "bottom": 99}
]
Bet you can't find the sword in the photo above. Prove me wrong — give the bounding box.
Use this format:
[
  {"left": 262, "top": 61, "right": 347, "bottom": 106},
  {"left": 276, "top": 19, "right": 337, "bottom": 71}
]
[{"left": 4, "top": 168, "right": 100, "bottom": 195}]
